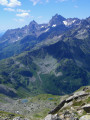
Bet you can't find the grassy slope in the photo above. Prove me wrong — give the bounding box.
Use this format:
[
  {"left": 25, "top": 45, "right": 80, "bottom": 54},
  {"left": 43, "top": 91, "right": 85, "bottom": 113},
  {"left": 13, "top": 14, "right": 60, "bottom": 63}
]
[{"left": 0, "top": 37, "right": 90, "bottom": 97}]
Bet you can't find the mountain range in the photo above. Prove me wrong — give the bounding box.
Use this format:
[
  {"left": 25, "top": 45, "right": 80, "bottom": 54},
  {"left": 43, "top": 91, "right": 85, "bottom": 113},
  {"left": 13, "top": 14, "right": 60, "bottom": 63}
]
[{"left": 0, "top": 14, "right": 90, "bottom": 98}]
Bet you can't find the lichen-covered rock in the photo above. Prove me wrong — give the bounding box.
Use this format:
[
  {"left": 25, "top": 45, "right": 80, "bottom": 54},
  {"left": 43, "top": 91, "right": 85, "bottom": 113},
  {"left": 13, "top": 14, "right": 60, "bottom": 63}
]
[
  {"left": 13, "top": 117, "right": 21, "bottom": 120},
  {"left": 13, "top": 117, "right": 29, "bottom": 120},
  {"left": 59, "top": 114, "right": 79, "bottom": 120},
  {"left": 66, "top": 91, "right": 88, "bottom": 103},
  {"left": 62, "top": 111, "right": 79, "bottom": 120},
  {"left": 82, "top": 104, "right": 90, "bottom": 113},
  {"left": 79, "top": 115, "right": 90, "bottom": 120},
  {"left": 44, "top": 114, "right": 60, "bottom": 120},
  {"left": 77, "top": 110, "right": 83, "bottom": 116},
  {"left": 44, "top": 112, "right": 79, "bottom": 120},
  {"left": 44, "top": 87, "right": 90, "bottom": 120},
  {"left": 49, "top": 90, "right": 89, "bottom": 115}
]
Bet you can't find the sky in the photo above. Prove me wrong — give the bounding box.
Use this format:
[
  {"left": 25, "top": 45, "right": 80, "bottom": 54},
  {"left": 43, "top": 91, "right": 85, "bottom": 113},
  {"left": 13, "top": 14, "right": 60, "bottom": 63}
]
[{"left": 0, "top": 0, "right": 90, "bottom": 32}]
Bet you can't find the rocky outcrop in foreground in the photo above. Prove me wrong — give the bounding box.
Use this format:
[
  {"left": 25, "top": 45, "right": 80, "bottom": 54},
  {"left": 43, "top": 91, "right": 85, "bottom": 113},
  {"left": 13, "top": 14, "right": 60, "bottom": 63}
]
[{"left": 44, "top": 87, "right": 90, "bottom": 120}]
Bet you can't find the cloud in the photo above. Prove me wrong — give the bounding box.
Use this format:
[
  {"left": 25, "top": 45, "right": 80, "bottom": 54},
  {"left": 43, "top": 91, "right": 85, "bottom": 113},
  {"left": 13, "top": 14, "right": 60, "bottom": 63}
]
[
  {"left": 0, "top": 0, "right": 8, "bottom": 6},
  {"left": 56, "top": 0, "right": 68, "bottom": 2},
  {"left": 30, "top": 0, "right": 41, "bottom": 5},
  {"left": 4, "top": 7, "right": 15, "bottom": 11},
  {"left": 4, "top": 8, "right": 31, "bottom": 13},
  {"left": 17, "top": 9, "right": 30, "bottom": 13},
  {"left": 30, "top": 0, "right": 49, "bottom": 5},
  {"left": 0, "top": 0, "right": 21, "bottom": 7},
  {"left": 16, "top": 9, "right": 30, "bottom": 18},
  {"left": 37, "top": 16, "right": 43, "bottom": 19},
  {"left": 16, "top": 12, "right": 30, "bottom": 17},
  {"left": 46, "top": 0, "right": 49, "bottom": 2}
]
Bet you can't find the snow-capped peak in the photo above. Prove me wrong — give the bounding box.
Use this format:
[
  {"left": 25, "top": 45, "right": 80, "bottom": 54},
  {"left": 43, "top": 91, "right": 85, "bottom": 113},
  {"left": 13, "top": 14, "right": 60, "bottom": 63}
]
[{"left": 45, "top": 28, "right": 49, "bottom": 32}]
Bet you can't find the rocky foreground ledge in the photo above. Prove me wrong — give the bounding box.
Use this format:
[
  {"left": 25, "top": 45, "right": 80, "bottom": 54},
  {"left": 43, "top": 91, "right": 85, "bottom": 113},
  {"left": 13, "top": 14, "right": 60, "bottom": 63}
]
[{"left": 44, "top": 87, "right": 90, "bottom": 120}]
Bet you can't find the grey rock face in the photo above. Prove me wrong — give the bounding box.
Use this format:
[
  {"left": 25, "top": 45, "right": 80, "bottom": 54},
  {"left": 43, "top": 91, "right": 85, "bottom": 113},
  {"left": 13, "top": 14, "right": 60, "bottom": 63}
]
[
  {"left": 44, "top": 112, "right": 79, "bottom": 120},
  {"left": 66, "top": 91, "right": 89, "bottom": 103},
  {"left": 49, "top": 90, "right": 89, "bottom": 114},
  {"left": 62, "top": 111, "right": 79, "bottom": 120},
  {"left": 44, "top": 114, "right": 60, "bottom": 120},
  {"left": 13, "top": 117, "right": 21, "bottom": 120},
  {"left": 13, "top": 117, "right": 29, "bottom": 120},
  {"left": 79, "top": 115, "right": 90, "bottom": 120},
  {"left": 45, "top": 88, "right": 90, "bottom": 120}
]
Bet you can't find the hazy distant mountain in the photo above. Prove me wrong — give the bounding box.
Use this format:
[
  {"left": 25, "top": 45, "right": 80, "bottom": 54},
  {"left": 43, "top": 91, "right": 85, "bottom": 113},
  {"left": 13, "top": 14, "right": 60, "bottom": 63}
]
[
  {"left": 0, "top": 21, "right": 48, "bottom": 44},
  {"left": 0, "top": 14, "right": 80, "bottom": 44},
  {"left": 0, "top": 14, "right": 81, "bottom": 60}
]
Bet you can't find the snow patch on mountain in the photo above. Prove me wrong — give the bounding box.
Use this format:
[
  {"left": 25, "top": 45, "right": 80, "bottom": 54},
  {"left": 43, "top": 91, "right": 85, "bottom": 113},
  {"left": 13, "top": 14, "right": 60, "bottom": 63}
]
[
  {"left": 45, "top": 28, "right": 49, "bottom": 32},
  {"left": 72, "top": 20, "right": 76, "bottom": 23},
  {"left": 63, "top": 21, "right": 68, "bottom": 26},
  {"left": 63, "top": 19, "right": 76, "bottom": 26},
  {"left": 52, "top": 24, "right": 56, "bottom": 27},
  {"left": 41, "top": 26, "right": 44, "bottom": 28}
]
